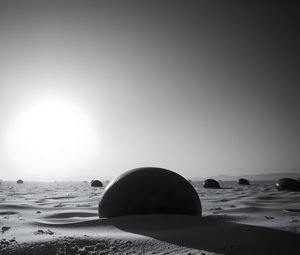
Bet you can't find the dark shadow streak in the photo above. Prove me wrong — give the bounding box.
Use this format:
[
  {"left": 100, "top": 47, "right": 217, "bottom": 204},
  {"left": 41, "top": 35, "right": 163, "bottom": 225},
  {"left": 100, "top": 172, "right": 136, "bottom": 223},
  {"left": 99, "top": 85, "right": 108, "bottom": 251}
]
[
  {"left": 35, "top": 214, "right": 300, "bottom": 255},
  {"left": 110, "top": 214, "right": 300, "bottom": 255}
]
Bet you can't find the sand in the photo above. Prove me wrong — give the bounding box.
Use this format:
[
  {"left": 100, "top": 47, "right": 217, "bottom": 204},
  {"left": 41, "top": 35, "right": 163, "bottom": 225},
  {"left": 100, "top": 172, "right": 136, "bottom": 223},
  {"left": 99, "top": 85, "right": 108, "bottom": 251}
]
[{"left": 0, "top": 180, "right": 299, "bottom": 254}]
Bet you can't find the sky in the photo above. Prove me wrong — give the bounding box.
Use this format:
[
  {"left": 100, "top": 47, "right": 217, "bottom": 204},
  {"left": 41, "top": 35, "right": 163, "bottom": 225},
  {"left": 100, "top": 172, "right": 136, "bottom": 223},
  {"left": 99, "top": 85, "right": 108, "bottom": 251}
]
[{"left": 0, "top": 1, "right": 299, "bottom": 181}]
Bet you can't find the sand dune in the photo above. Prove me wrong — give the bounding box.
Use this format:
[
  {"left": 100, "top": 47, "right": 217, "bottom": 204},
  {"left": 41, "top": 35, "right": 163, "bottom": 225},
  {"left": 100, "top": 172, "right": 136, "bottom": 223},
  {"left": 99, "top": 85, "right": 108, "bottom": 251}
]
[{"left": 0, "top": 181, "right": 299, "bottom": 254}]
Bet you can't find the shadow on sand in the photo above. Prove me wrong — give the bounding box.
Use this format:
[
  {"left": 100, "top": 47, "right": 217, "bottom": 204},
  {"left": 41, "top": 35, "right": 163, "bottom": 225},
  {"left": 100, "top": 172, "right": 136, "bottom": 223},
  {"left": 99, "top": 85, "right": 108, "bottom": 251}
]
[
  {"left": 36, "top": 214, "right": 300, "bottom": 254},
  {"left": 109, "top": 214, "right": 300, "bottom": 255}
]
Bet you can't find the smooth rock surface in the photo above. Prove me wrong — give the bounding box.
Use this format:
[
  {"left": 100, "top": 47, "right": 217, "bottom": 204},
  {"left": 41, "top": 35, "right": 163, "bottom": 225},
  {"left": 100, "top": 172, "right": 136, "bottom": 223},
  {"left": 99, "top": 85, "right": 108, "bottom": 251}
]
[
  {"left": 91, "top": 180, "right": 103, "bottom": 187},
  {"left": 275, "top": 178, "right": 300, "bottom": 191},
  {"left": 238, "top": 178, "right": 250, "bottom": 185},
  {"left": 203, "top": 179, "right": 220, "bottom": 189},
  {"left": 98, "top": 167, "right": 202, "bottom": 218}
]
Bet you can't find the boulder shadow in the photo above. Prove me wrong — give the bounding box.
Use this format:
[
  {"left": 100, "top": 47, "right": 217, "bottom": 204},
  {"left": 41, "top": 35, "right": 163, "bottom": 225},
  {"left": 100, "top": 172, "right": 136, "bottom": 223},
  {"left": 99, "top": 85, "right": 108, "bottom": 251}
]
[{"left": 111, "top": 214, "right": 300, "bottom": 255}]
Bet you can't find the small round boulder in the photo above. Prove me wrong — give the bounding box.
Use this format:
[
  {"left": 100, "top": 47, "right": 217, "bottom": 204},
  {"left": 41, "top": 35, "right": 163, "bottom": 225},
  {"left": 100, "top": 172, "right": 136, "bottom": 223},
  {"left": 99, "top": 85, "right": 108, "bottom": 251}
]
[
  {"left": 91, "top": 180, "right": 103, "bottom": 187},
  {"left": 17, "top": 179, "right": 23, "bottom": 184},
  {"left": 275, "top": 178, "right": 300, "bottom": 191},
  {"left": 238, "top": 178, "right": 250, "bottom": 185},
  {"left": 203, "top": 179, "right": 220, "bottom": 189},
  {"left": 98, "top": 167, "right": 202, "bottom": 218}
]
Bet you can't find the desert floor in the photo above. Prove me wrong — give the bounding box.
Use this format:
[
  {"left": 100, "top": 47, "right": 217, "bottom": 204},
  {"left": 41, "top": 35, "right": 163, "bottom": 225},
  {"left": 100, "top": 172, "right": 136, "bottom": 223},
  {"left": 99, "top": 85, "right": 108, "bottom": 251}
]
[{"left": 0, "top": 180, "right": 299, "bottom": 254}]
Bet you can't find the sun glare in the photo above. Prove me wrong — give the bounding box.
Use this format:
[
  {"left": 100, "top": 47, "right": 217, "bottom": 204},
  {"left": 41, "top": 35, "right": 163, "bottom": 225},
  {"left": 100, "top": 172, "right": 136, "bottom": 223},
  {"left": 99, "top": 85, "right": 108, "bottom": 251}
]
[{"left": 5, "top": 96, "right": 99, "bottom": 177}]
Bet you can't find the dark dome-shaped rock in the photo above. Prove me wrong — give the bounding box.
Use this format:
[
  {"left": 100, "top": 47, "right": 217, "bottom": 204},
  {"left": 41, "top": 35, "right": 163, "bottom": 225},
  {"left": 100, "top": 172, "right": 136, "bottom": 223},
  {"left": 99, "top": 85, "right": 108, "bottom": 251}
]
[
  {"left": 91, "top": 180, "right": 103, "bottom": 187},
  {"left": 238, "top": 178, "right": 250, "bottom": 185},
  {"left": 98, "top": 167, "right": 202, "bottom": 218},
  {"left": 203, "top": 179, "right": 220, "bottom": 189},
  {"left": 275, "top": 178, "right": 300, "bottom": 191},
  {"left": 17, "top": 179, "right": 23, "bottom": 184}
]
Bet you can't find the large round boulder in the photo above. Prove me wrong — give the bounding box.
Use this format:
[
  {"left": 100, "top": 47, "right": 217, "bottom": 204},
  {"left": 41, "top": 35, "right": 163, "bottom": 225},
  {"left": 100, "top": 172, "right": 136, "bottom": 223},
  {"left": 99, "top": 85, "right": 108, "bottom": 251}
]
[
  {"left": 91, "top": 180, "right": 103, "bottom": 187},
  {"left": 238, "top": 178, "right": 250, "bottom": 185},
  {"left": 275, "top": 178, "right": 300, "bottom": 191},
  {"left": 203, "top": 179, "right": 220, "bottom": 189},
  {"left": 17, "top": 179, "right": 23, "bottom": 184},
  {"left": 98, "top": 167, "right": 202, "bottom": 218}
]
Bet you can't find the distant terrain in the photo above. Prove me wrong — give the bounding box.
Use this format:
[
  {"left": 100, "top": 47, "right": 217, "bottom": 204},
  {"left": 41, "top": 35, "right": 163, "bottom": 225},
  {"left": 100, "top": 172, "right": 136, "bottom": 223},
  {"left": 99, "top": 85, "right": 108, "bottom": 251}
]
[
  {"left": 2, "top": 173, "right": 300, "bottom": 183},
  {"left": 192, "top": 173, "right": 300, "bottom": 181}
]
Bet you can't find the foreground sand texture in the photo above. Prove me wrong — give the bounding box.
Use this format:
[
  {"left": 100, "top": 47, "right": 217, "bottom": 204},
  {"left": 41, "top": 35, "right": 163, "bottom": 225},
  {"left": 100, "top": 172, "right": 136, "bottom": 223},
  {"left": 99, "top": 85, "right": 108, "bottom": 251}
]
[{"left": 0, "top": 181, "right": 299, "bottom": 254}]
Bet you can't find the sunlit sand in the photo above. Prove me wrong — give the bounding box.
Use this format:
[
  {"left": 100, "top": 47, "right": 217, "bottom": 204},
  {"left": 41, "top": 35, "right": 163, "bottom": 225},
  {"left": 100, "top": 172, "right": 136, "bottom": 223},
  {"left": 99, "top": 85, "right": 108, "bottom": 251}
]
[{"left": 0, "top": 180, "right": 299, "bottom": 254}]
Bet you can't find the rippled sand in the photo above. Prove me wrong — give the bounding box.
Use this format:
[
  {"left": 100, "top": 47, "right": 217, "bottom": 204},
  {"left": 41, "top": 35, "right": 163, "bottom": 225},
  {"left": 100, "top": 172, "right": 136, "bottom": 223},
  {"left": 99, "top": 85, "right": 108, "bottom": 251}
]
[{"left": 0, "top": 180, "right": 299, "bottom": 254}]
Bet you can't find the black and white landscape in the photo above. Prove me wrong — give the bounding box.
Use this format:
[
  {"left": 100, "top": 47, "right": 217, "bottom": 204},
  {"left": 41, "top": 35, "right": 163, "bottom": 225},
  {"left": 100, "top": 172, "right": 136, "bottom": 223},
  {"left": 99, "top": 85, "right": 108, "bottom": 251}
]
[{"left": 0, "top": 1, "right": 299, "bottom": 254}]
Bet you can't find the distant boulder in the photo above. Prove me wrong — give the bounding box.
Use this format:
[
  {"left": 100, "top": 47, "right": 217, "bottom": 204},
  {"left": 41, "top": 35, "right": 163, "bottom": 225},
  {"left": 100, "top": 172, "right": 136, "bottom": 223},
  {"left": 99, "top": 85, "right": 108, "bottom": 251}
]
[
  {"left": 275, "top": 178, "right": 300, "bottom": 191},
  {"left": 17, "top": 179, "right": 23, "bottom": 184},
  {"left": 203, "top": 179, "right": 220, "bottom": 189},
  {"left": 98, "top": 167, "right": 202, "bottom": 218},
  {"left": 238, "top": 178, "right": 250, "bottom": 185},
  {"left": 91, "top": 180, "right": 103, "bottom": 187}
]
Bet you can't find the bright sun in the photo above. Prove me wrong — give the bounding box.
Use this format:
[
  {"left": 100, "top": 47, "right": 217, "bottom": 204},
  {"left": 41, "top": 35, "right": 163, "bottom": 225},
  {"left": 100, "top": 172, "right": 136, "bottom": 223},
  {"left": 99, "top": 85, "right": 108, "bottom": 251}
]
[{"left": 5, "top": 96, "right": 99, "bottom": 177}]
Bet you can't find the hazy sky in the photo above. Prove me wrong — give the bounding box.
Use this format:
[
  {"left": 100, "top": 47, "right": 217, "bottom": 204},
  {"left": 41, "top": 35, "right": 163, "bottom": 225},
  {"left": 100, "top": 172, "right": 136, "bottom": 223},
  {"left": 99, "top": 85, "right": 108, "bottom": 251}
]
[{"left": 0, "top": 1, "right": 299, "bottom": 180}]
